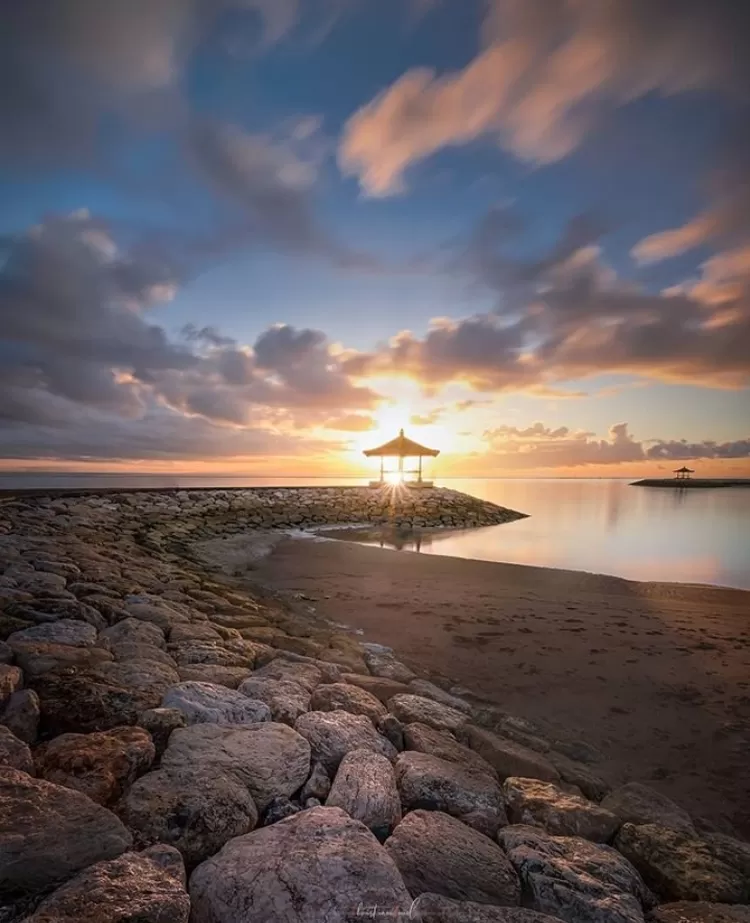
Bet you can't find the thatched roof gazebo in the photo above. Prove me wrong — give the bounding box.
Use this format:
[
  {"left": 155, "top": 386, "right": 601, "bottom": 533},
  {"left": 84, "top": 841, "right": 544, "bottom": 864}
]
[
  {"left": 673, "top": 465, "right": 695, "bottom": 480},
  {"left": 363, "top": 428, "right": 439, "bottom": 486}
]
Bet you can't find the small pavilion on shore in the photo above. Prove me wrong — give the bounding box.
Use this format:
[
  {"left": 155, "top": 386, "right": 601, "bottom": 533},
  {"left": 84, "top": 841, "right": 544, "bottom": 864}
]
[
  {"left": 363, "top": 428, "right": 440, "bottom": 487},
  {"left": 673, "top": 465, "right": 695, "bottom": 480}
]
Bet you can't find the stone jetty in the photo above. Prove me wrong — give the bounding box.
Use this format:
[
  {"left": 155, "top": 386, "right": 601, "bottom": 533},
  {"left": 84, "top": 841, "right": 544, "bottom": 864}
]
[{"left": 0, "top": 489, "right": 748, "bottom": 922}]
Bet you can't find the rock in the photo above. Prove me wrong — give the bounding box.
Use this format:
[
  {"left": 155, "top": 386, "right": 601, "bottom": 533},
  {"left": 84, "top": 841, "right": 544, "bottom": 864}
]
[
  {"left": 176, "top": 663, "right": 249, "bottom": 688},
  {"left": 21, "top": 850, "right": 190, "bottom": 923},
  {"left": 160, "top": 722, "right": 310, "bottom": 811},
  {"left": 614, "top": 824, "right": 750, "bottom": 903},
  {"left": 125, "top": 601, "right": 188, "bottom": 632},
  {"left": 249, "top": 658, "right": 323, "bottom": 692},
  {"left": 0, "top": 664, "right": 23, "bottom": 706},
  {"left": 110, "top": 643, "right": 177, "bottom": 668},
  {"left": 162, "top": 681, "right": 271, "bottom": 725},
  {"left": 7, "top": 619, "right": 97, "bottom": 648},
  {"left": 35, "top": 726, "right": 155, "bottom": 805},
  {"left": 386, "top": 809, "right": 521, "bottom": 905},
  {"left": 409, "top": 679, "right": 474, "bottom": 715},
  {"left": 602, "top": 783, "right": 695, "bottom": 834},
  {"left": 294, "top": 709, "right": 397, "bottom": 775},
  {"left": 262, "top": 795, "right": 300, "bottom": 826},
  {"left": 170, "top": 623, "right": 223, "bottom": 643},
  {"left": 461, "top": 726, "right": 560, "bottom": 782},
  {"left": 648, "top": 903, "right": 750, "bottom": 922},
  {"left": 499, "top": 823, "right": 653, "bottom": 923},
  {"left": 326, "top": 748, "right": 401, "bottom": 841},
  {"left": 0, "top": 642, "right": 13, "bottom": 665},
  {"left": 552, "top": 739, "right": 604, "bottom": 764},
  {"left": 404, "top": 722, "right": 497, "bottom": 778},
  {"left": 0, "top": 725, "right": 33, "bottom": 773},
  {"left": 32, "top": 668, "right": 156, "bottom": 735},
  {"left": 365, "top": 648, "right": 416, "bottom": 683},
  {"left": 11, "top": 642, "right": 113, "bottom": 678},
  {"left": 0, "top": 769, "right": 132, "bottom": 898},
  {"left": 189, "top": 806, "right": 413, "bottom": 923},
  {"left": 340, "top": 672, "right": 411, "bottom": 704},
  {"left": 396, "top": 751, "right": 507, "bottom": 837},
  {"left": 99, "top": 618, "right": 166, "bottom": 650},
  {"left": 300, "top": 761, "right": 331, "bottom": 802},
  {"left": 388, "top": 694, "right": 468, "bottom": 733},
  {"left": 94, "top": 659, "right": 179, "bottom": 696},
  {"left": 703, "top": 834, "right": 750, "bottom": 881},
  {"left": 378, "top": 713, "right": 406, "bottom": 750},
  {"left": 137, "top": 707, "right": 186, "bottom": 756},
  {"left": 546, "top": 750, "right": 611, "bottom": 802},
  {"left": 504, "top": 777, "right": 620, "bottom": 842},
  {"left": 169, "top": 641, "right": 253, "bottom": 669},
  {"left": 310, "top": 682, "right": 387, "bottom": 723},
  {"left": 0, "top": 688, "right": 40, "bottom": 744},
  {"left": 411, "top": 893, "right": 567, "bottom": 922},
  {"left": 141, "top": 843, "right": 187, "bottom": 885},
  {"left": 121, "top": 765, "right": 258, "bottom": 869},
  {"left": 237, "top": 675, "right": 311, "bottom": 725}
]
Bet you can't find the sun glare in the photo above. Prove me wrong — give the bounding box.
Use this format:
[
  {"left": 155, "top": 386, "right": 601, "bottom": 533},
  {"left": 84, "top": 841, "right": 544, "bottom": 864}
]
[{"left": 384, "top": 470, "right": 404, "bottom": 486}]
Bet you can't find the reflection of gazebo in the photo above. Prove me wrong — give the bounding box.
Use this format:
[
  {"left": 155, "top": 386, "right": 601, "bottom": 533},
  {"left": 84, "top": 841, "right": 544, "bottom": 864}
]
[
  {"left": 674, "top": 466, "right": 695, "bottom": 480},
  {"left": 363, "top": 429, "right": 440, "bottom": 486}
]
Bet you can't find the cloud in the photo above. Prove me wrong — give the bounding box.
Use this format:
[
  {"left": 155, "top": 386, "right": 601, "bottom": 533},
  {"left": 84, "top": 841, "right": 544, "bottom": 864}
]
[
  {"left": 322, "top": 414, "right": 376, "bottom": 432},
  {"left": 646, "top": 438, "right": 750, "bottom": 461},
  {"left": 340, "top": 0, "right": 750, "bottom": 195}
]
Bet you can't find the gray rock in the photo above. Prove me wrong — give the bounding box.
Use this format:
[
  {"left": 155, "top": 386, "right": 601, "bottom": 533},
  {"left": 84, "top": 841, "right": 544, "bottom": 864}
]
[
  {"left": 295, "top": 709, "right": 397, "bottom": 775},
  {"left": 388, "top": 694, "right": 468, "bottom": 733},
  {"left": 100, "top": 618, "right": 166, "bottom": 650},
  {"left": 125, "top": 601, "right": 189, "bottom": 631},
  {"left": 249, "top": 658, "right": 324, "bottom": 692},
  {"left": 404, "top": 722, "right": 497, "bottom": 778},
  {"left": 365, "top": 649, "right": 416, "bottom": 683},
  {"left": 378, "top": 713, "right": 406, "bottom": 750},
  {"left": 21, "top": 850, "right": 190, "bottom": 923},
  {"left": 703, "top": 834, "right": 750, "bottom": 881},
  {"left": 189, "top": 806, "right": 413, "bottom": 923},
  {"left": 170, "top": 623, "right": 223, "bottom": 643},
  {"left": 237, "top": 675, "right": 311, "bottom": 725},
  {"left": 311, "top": 682, "right": 387, "bottom": 723},
  {"left": 551, "top": 739, "right": 604, "bottom": 764},
  {"left": 409, "top": 679, "right": 474, "bottom": 715},
  {"left": 546, "top": 750, "right": 611, "bottom": 802},
  {"left": 262, "top": 795, "right": 300, "bottom": 826},
  {"left": 0, "top": 769, "right": 132, "bottom": 898},
  {"left": 160, "top": 722, "right": 310, "bottom": 811},
  {"left": 111, "top": 642, "right": 177, "bottom": 668},
  {"left": 140, "top": 842, "right": 187, "bottom": 886},
  {"left": 386, "top": 809, "right": 521, "bottom": 905},
  {"left": 396, "top": 751, "right": 507, "bottom": 837},
  {"left": 162, "top": 681, "right": 271, "bottom": 725},
  {"left": 11, "top": 642, "right": 113, "bottom": 679},
  {"left": 504, "top": 777, "right": 620, "bottom": 842},
  {"left": 120, "top": 765, "right": 257, "bottom": 869},
  {"left": 648, "top": 903, "right": 750, "bottom": 922},
  {"left": 0, "top": 665, "right": 23, "bottom": 706},
  {"left": 0, "top": 725, "right": 33, "bottom": 773},
  {"left": 301, "top": 761, "right": 331, "bottom": 802},
  {"left": 614, "top": 823, "right": 750, "bottom": 904},
  {"left": 461, "top": 726, "right": 560, "bottom": 782},
  {"left": 499, "top": 824, "right": 654, "bottom": 923},
  {"left": 341, "top": 672, "right": 411, "bottom": 704},
  {"left": 411, "top": 893, "right": 567, "bottom": 922},
  {"left": 7, "top": 619, "right": 97, "bottom": 648},
  {"left": 602, "top": 783, "right": 695, "bottom": 834},
  {"left": 0, "top": 688, "right": 40, "bottom": 744},
  {"left": 137, "top": 707, "right": 186, "bottom": 756},
  {"left": 0, "top": 641, "right": 12, "bottom": 664},
  {"left": 326, "top": 748, "right": 401, "bottom": 841},
  {"left": 176, "top": 663, "right": 249, "bottom": 688}
]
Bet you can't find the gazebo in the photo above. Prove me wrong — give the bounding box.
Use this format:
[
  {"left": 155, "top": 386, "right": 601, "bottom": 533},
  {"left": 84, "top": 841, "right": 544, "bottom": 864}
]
[
  {"left": 363, "top": 428, "right": 440, "bottom": 487},
  {"left": 674, "top": 466, "right": 695, "bottom": 480}
]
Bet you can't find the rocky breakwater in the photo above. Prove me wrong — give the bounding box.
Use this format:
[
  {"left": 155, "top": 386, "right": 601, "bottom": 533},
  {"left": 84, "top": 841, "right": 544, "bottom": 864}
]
[{"left": 1, "top": 492, "right": 749, "bottom": 922}]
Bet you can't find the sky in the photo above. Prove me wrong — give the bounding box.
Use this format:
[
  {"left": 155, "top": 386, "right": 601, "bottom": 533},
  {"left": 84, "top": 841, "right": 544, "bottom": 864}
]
[{"left": 1, "top": 0, "right": 749, "bottom": 478}]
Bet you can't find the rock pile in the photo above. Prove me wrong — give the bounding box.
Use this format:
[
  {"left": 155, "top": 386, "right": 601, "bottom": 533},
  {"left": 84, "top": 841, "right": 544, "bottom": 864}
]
[{"left": 0, "top": 492, "right": 748, "bottom": 922}]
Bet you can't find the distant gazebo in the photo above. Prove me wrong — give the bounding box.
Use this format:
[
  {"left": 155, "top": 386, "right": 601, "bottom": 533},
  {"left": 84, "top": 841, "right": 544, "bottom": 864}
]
[
  {"left": 363, "top": 428, "right": 439, "bottom": 487},
  {"left": 674, "top": 466, "right": 695, "bottom": 480}
]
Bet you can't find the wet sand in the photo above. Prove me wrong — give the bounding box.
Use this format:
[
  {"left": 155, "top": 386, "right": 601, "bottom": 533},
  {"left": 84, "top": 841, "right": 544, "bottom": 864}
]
[{"left": 254, "top": 535, "right": 750, "bottom": 836}]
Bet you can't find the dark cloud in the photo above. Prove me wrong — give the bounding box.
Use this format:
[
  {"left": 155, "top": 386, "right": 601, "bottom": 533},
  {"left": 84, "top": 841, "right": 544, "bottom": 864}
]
[{"left": 646, "top": 439, "right": 750, "bottom": 461}]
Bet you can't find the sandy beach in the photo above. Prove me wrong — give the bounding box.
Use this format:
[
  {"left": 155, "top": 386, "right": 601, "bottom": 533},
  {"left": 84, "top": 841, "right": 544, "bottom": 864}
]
[{"left": 253, "top": 535, "right": 750, "bottom": 836}]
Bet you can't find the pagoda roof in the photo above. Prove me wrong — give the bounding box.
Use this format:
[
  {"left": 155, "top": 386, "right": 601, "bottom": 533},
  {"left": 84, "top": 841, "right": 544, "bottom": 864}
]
[
  {"left": 673, "top": 466, "right": 695, "bottom": 472},
  {"left": 363, "top": 428, "right": 440, "bottom": 458}
]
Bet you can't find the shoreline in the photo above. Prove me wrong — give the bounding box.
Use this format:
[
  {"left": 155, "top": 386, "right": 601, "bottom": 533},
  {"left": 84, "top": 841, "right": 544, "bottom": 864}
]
[{"left": 243, "top": 533, "right": 750, "bottom": 836}]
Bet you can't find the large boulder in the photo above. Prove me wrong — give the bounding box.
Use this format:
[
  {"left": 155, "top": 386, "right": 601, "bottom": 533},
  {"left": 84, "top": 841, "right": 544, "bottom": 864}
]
[
  {"left": 326, "top": 748, "right": 401, "bottom": 841},
  {"left": 0, "top": 769, "right": 132, "bottom": 897},
  {"left": 499, "top": 824, "right": 654, "bottom": 923},
  {"left": 161, "top": 681, "right": 271, "bottom": 725},
  {"left": 411, "top": 893, "right": 569, "bottom": 922},
  {"left": 404, "top": 722, "right": 497, "bottom": 777},
  {"left": 99, "top": 618, "right": 166, "bottom": 650},
  {"left": 408, "top": 679, "right": 474, "bottom": 715},
  {"left": 311, "top": 683, "right": 387, "bottom": 723},
  {"left": 386, "top": 809, "right": 521, "bottom": 905},
  {"left": 111, "top": 643, "right": 177, "bottom": 669},
  {"left": 120, "top": 765, "right": 258, "bottom": 869},
  {"left": 11, "top": 642, "right": 113, "bottom": 679},
  {"left": 504, "top": 777, "right": 619, "bottom": 842},
  {"left": 340, "top": 673, "right": 411, "bottom": 704},
  {"left": 22, "top": 849, "right": 190, "bottom": 923},
  {"left": 546, "top": 750, "right": 611, "bottom": 802},
  {"left": 601, "top": 783, "right": 695, "bottom": 834},
  {"left": 7, "top": 619, "right": 97, "bottom": 648},
  {"left": 137, "top": 707, "right": 186, "bottom": 757},
  {"left": 160, "top": 722, "right": 310, "bottom": 811},
  {"left": 190, "top": 806, "right": 412, "bottom": 923},
  {"left": 34, "top": 726, "right": 155, "bottom": 805},
  {"left": 176, "top": 664, "right": 249, "bottom": 688},
  {"left": 0, "top": 726, "right": 33, "bottom": 773},
  {"left": 237, "top": 675, "right": 311, "bottom": 725},
  {"left": 248, "top": 658, "right": 323, "bottom": 692},
  {"left": 396, "top": 751, "right": 507, "bottom": 837},
  {"left": 1, "top": 688, "right": 39, "bottom": 746},
  {"left": 614, "top": 824, "right": 750, "bottom": 904},
  {"left": 364, "top": 648, "right": 416, "bottom": 683},
  {"left": 461, "top": 726, "right": 560, "bottom": 783},
  {"left": 648, "top": 903, "right": 750, "bottom": 922},
  {"left": 295, "top": 710, "right": 397, "bottom": 774},
  {"left": 388, "top": 694, "right": 468, "bottom": 733}
]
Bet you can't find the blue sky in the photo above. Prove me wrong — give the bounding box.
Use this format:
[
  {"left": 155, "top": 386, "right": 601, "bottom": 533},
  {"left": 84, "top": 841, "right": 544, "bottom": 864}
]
[{"left": 1, "top": 0, "right": 748, "bottom": 473}]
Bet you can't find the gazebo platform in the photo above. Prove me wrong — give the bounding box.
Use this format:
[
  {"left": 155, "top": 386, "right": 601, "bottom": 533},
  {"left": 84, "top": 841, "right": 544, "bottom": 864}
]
[{"left": 363, "top": 428, "right": 440, "bottom": 485}]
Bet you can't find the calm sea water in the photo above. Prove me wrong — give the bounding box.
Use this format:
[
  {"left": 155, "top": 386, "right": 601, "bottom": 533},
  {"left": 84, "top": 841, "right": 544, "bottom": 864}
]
[{"left": 1, "top": 474, "right": 748, "bottom": 589}]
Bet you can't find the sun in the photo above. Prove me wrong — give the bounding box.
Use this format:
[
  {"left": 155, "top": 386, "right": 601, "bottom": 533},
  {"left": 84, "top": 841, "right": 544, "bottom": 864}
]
[{"left": 384, "top": 470, "right": 405, "bottom": 486}]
